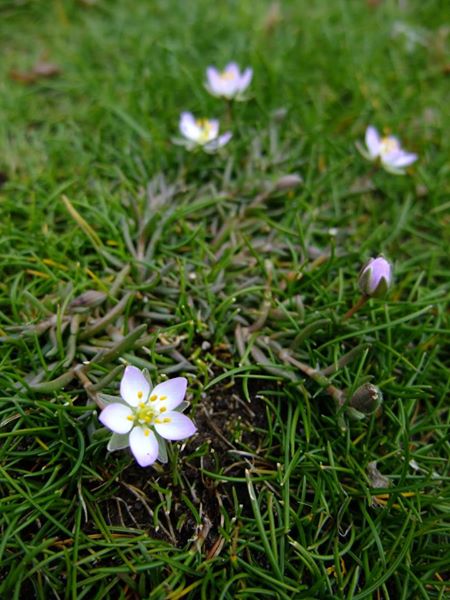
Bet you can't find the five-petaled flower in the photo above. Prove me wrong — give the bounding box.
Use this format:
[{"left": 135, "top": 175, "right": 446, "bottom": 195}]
[
  {"left": 205, "top": 62, "right": 253, "bottom": 100},
  {"left": 361, "top": 125, "right": 417, "bottom": 174},
  {"left": 99, "top": 366, "right": 196, "bottom": 467},
  {"left": 175, "top": 112, "right": 232, "bottom": 153}
]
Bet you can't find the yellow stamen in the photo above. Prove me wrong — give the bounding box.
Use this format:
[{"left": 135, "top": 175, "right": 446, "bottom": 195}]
[
  {"left": 163, "top": 418, "right": 171, "bottom": 423},
  {"left": 127, "top": 415, "right": 134, "bottom": 421},
  {"left": 134, "top": 404, "right": 156, "bottom": 425},
  {"left": 195, "top": 119, "right": 214, "bottom": 144},
  {"left": 137, "top": 391, "right": 143, "bottom": 399},
  {"left": 160, "top": 395, "right": 167, "bottom": 401},
  {"left": 220, "top": 69, "right": 235, "bottom": 80},
  {"left": 160, "top": 407, "right": 167, "bottom": 413},
  {"left": 144, "top": 429, "right": 150, "bottom": 437},
  {"left": 150, "top": 394, "right": 157, "bottom": 402},
  {"left": 380, "top": 136, "right": 400, "bottom": 155}
]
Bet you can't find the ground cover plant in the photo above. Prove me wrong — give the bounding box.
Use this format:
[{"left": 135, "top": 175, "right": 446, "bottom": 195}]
[{"left": 0, "top": 0, "right": 449, "bottom": 598}]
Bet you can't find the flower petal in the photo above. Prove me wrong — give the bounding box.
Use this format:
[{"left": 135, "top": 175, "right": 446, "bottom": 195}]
[
  {"left": 389, "top": 151, "right": 417, "bottom": 168},
  {"left": 129, "top": 426, "right": 159, "bottom": 467},
  {"left": 206, "top": 67, "right": 222, "bottom": 96},
  {"left": 365, "top": 126, "right": 380, "bottom": 158},
  {"left": 225, "top": 62, "right": 240, "bottom": 78},
  {"left": 206, "top": 66, "right": 219, "bottom": 81},
  {"left": 120, "top": 365, "right": 151, "bottom": 407},
  {"left": 204, "top": 131, "right": 232, "bottom": 153},
  {"left": 154, "top": 411, "right": 197, "bottom": 441},
  {"left": 220, "top": 79, "right": 240, "bottom": 98},
  {"left": 151, "top": 377, "right": 187, "bottom": 411},
  {"left": 238, "top": 67, "right": 253, "bottom": 93},
  {"left": 203, "top": 119, "right": 219, "bottom": 142},
  {"left": 180, "top": 112, "right": 200, "bottom": 142},
  {"left": 99, "top": 403, "right": 133, "bottom": 434}
]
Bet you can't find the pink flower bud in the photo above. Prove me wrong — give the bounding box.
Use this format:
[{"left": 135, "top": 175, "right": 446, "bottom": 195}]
[{"left": 358, "top": 256, "right": 392, "bottom": 298}]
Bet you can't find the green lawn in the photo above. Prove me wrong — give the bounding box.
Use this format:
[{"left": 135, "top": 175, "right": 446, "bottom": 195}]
[{"left": 0, "top": 0, "right": 449, "bottom": 598}]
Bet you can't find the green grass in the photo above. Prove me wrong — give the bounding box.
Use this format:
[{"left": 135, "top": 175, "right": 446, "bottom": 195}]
[{"left": 0, "top": 0, "right": 449, "bottom": 598}]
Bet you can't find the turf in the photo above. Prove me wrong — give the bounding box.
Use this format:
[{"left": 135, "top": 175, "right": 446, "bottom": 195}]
[{"left": 0, "top": 0, "right": 449, "bottom": 598}]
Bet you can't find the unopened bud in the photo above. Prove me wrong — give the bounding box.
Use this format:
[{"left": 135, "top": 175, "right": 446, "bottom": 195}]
[
  {"left": 358, "top": 256, "right": 392, "bottom": 298},
  {"left": 348, "top": 383, "right": 382, "bottom": 418}
]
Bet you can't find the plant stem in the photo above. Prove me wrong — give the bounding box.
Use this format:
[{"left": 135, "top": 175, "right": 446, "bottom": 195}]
[{"left": 342, "top": 294, "right": 369, "bottom": 321}]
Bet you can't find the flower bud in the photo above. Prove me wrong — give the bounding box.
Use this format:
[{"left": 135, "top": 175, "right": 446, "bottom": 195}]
[
  {"left": 348, "top": 383, "right": 382, "bottom": 419},
  {"left": 358, "top": 256, "right": 392, "bottom": 298}
]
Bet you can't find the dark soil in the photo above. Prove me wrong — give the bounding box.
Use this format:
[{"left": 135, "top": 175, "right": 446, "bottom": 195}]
[{"left": 97, "top": 375, "right": 275, "bottom": 550}]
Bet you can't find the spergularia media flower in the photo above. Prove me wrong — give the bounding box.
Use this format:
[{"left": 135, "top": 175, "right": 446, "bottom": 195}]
[
  {"left": 174, "top": 112, "right": 232, "bottom": 153},
  {"left": 205, "top": 62, "right": 253, "bottom": 100},
  {"left": 361, "top": 125, "right": 417, "bottom": 174},
  {"left": 99, "top": 366, "right": 196, "bottom": 467},
  {"left": 358, "top": 256, "right": 393, "bottom": 298}
]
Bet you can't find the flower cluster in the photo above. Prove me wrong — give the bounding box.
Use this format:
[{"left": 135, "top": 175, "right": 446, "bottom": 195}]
[
  {"left": 175, "top": 62, "right": 252, "bottom": 153},
  {"left": 99, "top": 366, "right": 196, "bottom": 467},
  {"left": 97, "top": 60, "right": 420, "bottom": 466},
  {"left": 175, "top": 60, "right": 418, "bottom": 173}
]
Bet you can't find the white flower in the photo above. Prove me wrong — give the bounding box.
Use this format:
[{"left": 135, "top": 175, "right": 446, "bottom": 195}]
[
  {"left": 99, "top": 366, "right": 196, "bottom": 467},
  {"left": 205, "top": 62, "right": 253, "bottom": 100},
  {"left": 361, "top": 125, "right": 418, "bottom": 174},
  {"left": 175, "top": 112, "right": 232, "bottom": 153}
]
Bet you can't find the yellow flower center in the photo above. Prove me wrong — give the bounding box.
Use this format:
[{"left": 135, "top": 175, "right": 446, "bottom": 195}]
[
  {"left": 126, "top": 395, "right": 172, "bottom": 426},
  {"left": 195, "top": 119, "right": 214, "bottom": 143},
  {"left": 132, "top": 402, "right": 155, "bottom": 424},
  {"left": 220, "top": 69, "right": 236, "bottom": 81},
  {"left": 380, "top": 137, "right": 400, "bottom": 156}
]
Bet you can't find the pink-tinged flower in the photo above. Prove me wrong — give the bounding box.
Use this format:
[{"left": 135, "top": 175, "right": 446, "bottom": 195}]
[
  {"left": 205, "top": 62, "right": 253, "bottom": 100},
  {"left": 174, "top": 112, "right": 232, "bottom": 153},
  {"left": 361, "top": 126, "right": 417, "bottom": 174},
  {"left": 358, "top": 256, "right": 393, "bottom": 298},
  {"left": 99, "top": 366, "right": 196, "bottom": 467}
]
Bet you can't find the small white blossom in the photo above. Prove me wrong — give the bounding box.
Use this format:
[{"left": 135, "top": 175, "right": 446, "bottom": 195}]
[
  {"left": 360, "top": 125, "right": 417, "bottom": 174},
  {"left": 99, "top": 366, "right": 196, "bottom": 467},
  {"left": 205, "top": 62, "right": 252, "bottom": 100},
  {"left": 174, "top": 112, "right": 232, "bottom": 153}
]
